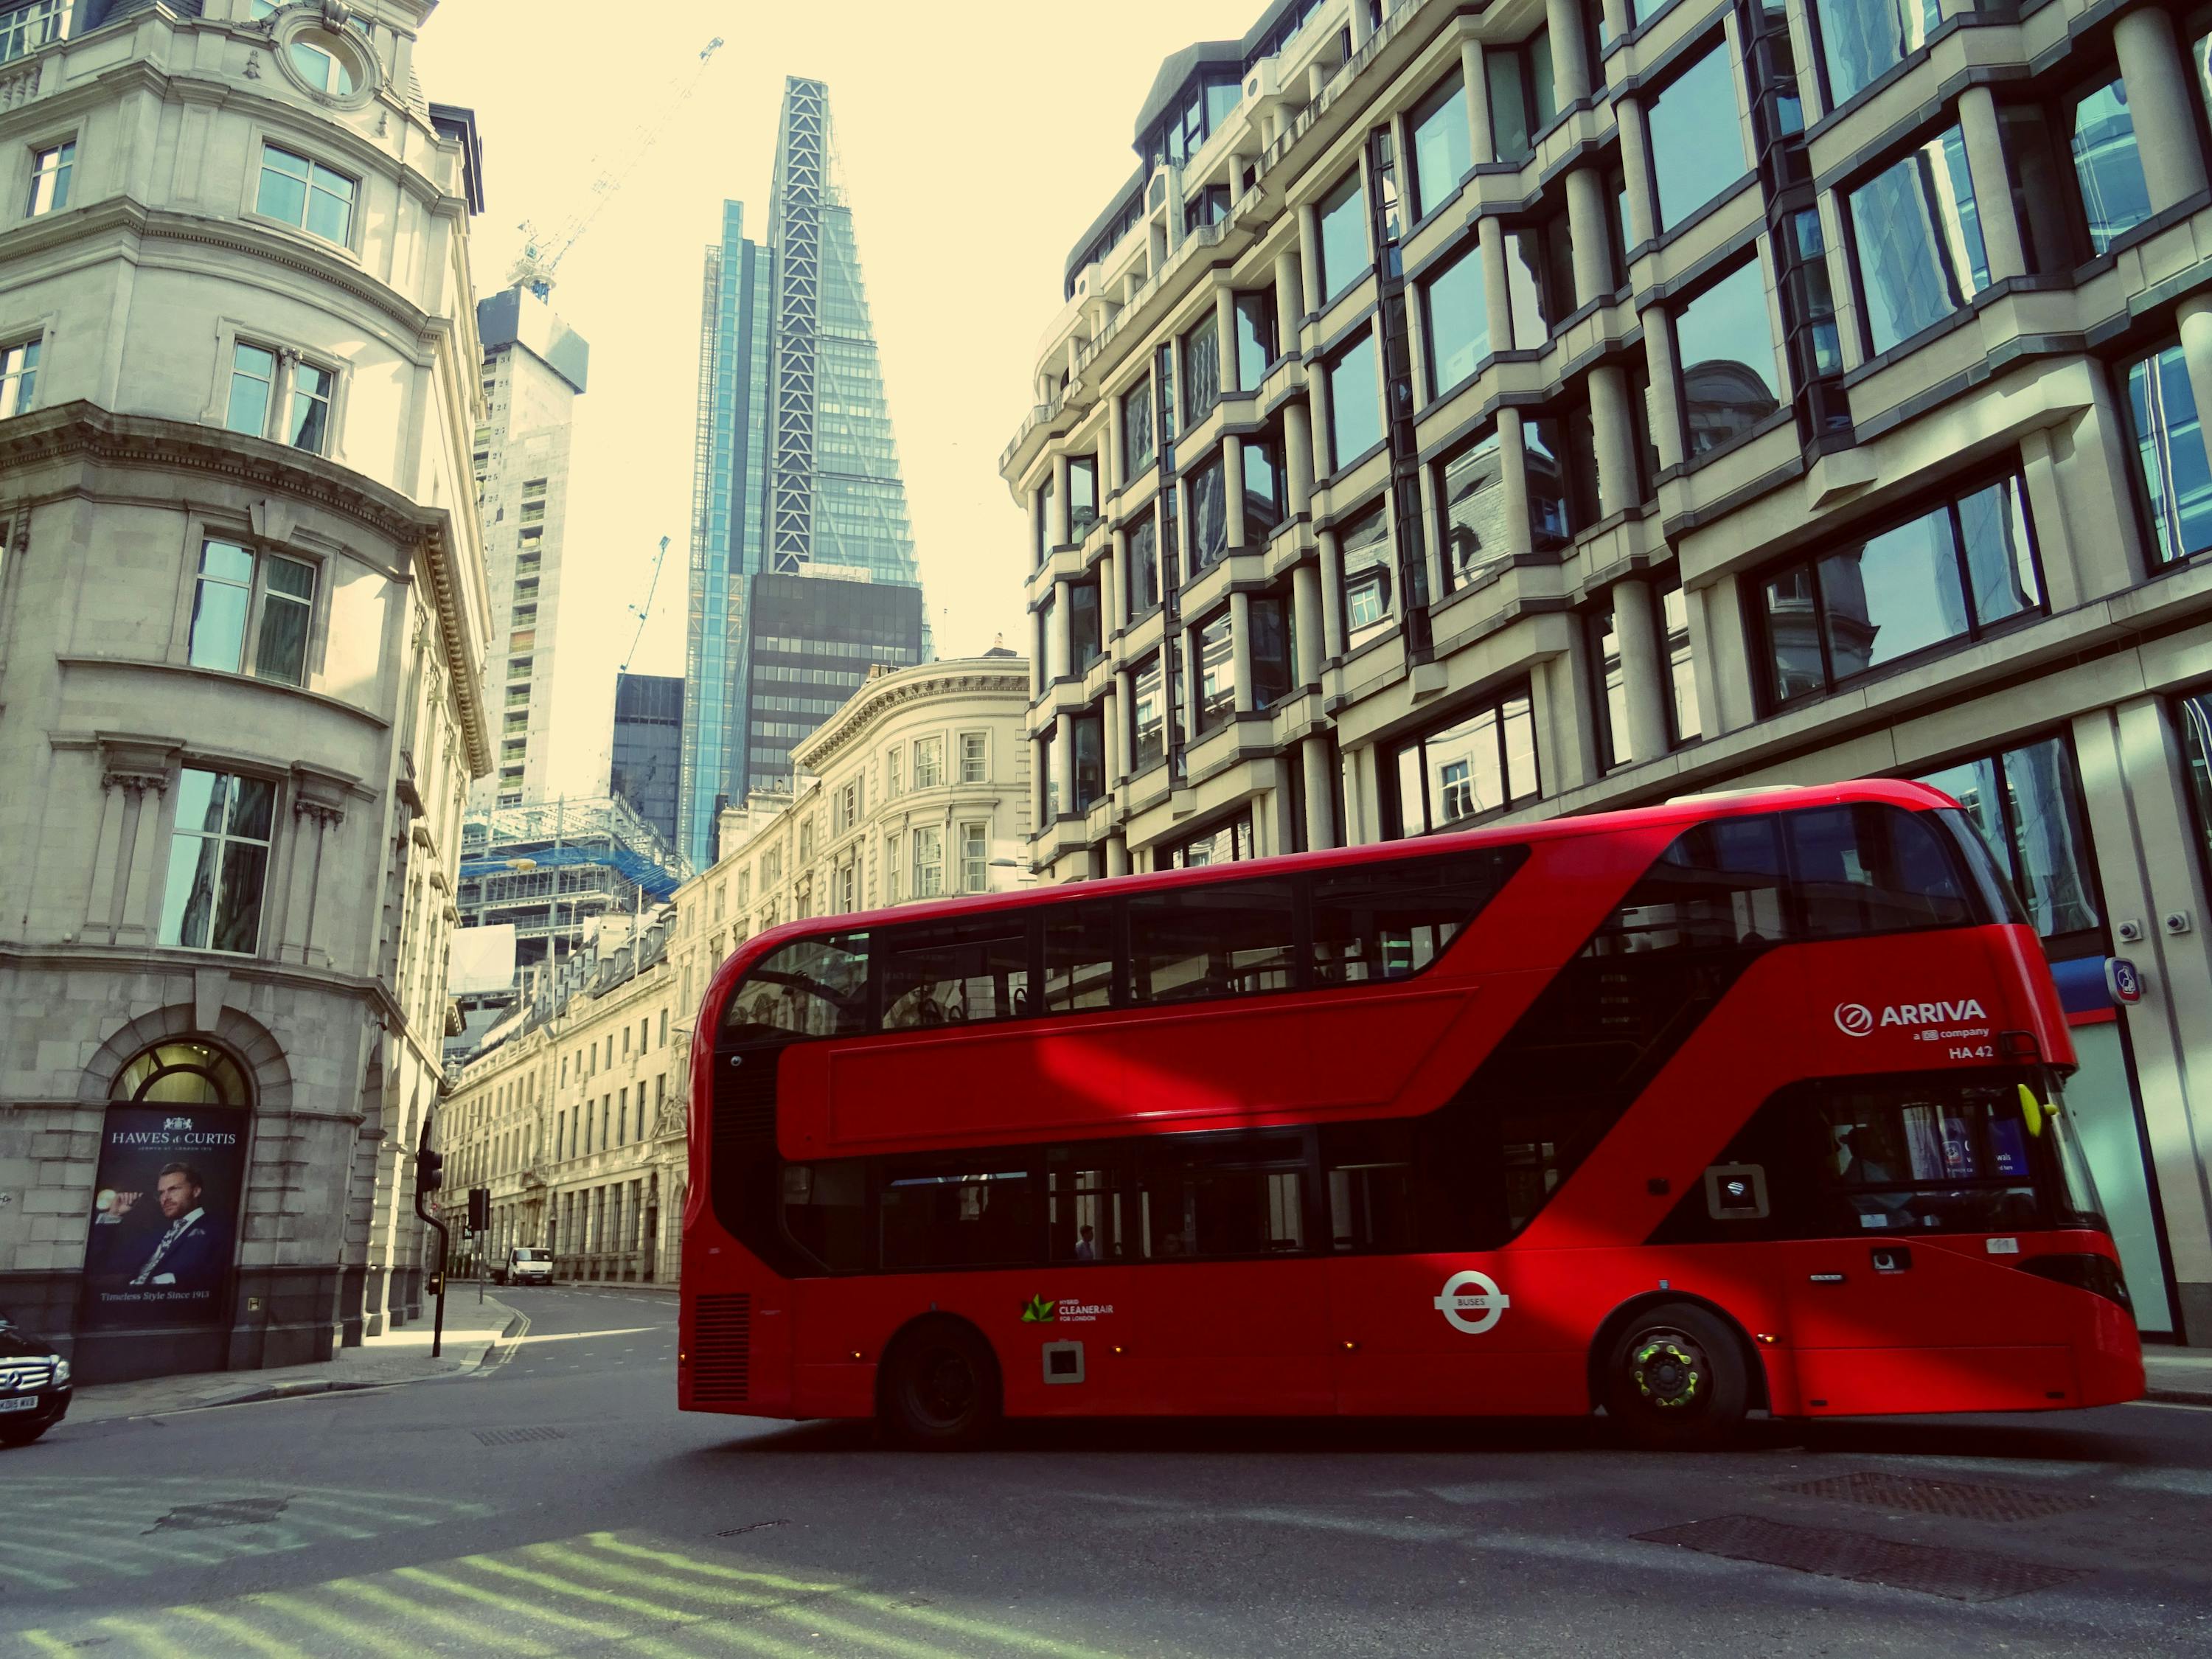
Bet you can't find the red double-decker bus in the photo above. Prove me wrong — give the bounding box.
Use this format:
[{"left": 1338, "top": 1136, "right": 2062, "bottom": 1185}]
[{"left": 678, "top": 780, "right": 2140, "bottom": 1447}]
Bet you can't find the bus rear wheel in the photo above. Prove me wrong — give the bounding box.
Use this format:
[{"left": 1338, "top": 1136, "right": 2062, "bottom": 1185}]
[
  {"left": 1602, "top": 1303, "right": 1748, "bottom": 1450},
  {"left": 879, "top": 1320, "right": 1001, "bottom": 1451}
]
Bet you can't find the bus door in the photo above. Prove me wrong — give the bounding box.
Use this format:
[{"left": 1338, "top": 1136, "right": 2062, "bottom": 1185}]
[{"left": 1764, "top": 1077, "right": 2080, "bottom": 1413}]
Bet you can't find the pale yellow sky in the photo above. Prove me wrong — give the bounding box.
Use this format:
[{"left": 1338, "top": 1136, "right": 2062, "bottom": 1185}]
[{"left": 414, "top": 0, "right": 1261, "bottom": 796}]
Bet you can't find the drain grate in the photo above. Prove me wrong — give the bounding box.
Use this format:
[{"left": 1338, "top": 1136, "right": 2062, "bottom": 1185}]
[
  {"left": 147, "top": 1496, "right": 290, "bottom": 1533},
  {"left": 473, "top": 1425, "right": 566, "bottom": 1446},
  {"left": 715, "top": 1520, "right": 788, "bottom": 1538},
  {"left": 1781, "top": 1470, "right": 2093, "bottom": 1523},
  {"left": 1636, "top": 1514, "right": 2088, "bottom": 1602}
]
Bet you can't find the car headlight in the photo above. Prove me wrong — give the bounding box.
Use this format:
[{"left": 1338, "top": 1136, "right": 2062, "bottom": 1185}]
[{"left": 51, "top": 1358, "right": 69, "bottom": 1386}]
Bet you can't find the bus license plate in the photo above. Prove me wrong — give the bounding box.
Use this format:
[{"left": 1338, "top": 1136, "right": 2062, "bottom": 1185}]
[{"left": 0, "top": 1396, "right": 39, "bottom": 1413}]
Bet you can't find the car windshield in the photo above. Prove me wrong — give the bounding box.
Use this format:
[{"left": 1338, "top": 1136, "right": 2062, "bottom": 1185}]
[{"left": 514, "top": 1249, "right": 548, "bottom": 1261}]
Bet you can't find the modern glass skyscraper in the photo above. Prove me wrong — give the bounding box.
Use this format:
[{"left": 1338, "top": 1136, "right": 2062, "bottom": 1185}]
[{"left": 681, "top": 77, "right": 924, "bottom": 867}]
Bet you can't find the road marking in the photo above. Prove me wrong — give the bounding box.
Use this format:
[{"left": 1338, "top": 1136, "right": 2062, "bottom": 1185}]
[{"left": 2126, "top": 1397, "right": 2212, "bottom": 1412}]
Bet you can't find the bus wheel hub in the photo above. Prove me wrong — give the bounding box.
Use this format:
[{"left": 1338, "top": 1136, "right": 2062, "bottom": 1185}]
[{"left": 1632, "top": 1336, "right": 1705, "bottom": 1410}]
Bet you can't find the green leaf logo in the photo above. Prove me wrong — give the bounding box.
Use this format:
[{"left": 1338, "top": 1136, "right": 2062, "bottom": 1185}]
[{"left": 1020, "top": 1293, "right": 1057, "bottom": 1324}]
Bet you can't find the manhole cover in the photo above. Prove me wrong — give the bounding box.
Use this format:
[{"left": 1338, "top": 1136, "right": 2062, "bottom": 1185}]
[
  {"left": 147, "top": 1495, "right": 290, "bottom": 1533},
  {"left": 1636, "top": 1514, "right": 2088, "bottom": 1602},
  {"left": 1781, "top": 1470, "right": 2093, "bottom": 1523},
  {"left": 473, "top": 1426, "right": 566, "bottom": 1446}
]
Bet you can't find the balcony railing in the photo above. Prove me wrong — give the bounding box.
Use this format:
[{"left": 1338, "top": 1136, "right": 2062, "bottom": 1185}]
[{"left": 0, "top": 0, "right": 69, "bottom": 67}]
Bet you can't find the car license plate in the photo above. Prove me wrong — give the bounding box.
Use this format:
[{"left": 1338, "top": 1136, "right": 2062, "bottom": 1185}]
[{"left": 0, "top": 1395, "right": 38, "bottom": 1413}]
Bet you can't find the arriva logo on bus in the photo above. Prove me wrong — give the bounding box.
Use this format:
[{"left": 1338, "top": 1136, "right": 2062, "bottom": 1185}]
[
  {"left": 1433, "top": 1270, "right": 1511, "bottom": 1335},
  {"left": 1834, "top": 998, "right": 1987, "bottom": 1037}
]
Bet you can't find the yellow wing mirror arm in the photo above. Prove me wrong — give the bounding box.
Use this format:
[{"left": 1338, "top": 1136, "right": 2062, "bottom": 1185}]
[{"left": 2017, "top": 1082, "right": 2056, "bottom": 1136}]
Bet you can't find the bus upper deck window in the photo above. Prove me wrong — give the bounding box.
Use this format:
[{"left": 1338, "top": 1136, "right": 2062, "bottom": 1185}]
[
  {"left": 1787, "top": 804, "right": 1969, "bottom": 936},
  {"left": 723, "top": 933, "right": 872, "bottom": 1040}
]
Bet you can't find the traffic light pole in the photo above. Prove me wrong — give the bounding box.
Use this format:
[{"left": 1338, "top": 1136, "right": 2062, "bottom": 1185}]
[{"left": 413, "top": 1119, "right": 448, "bottom": 1360}]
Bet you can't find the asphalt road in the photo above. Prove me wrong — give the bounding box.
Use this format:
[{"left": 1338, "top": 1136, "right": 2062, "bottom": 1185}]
[{"left": 4, "top": 1287, "right": 2209, "bottom": 1658}]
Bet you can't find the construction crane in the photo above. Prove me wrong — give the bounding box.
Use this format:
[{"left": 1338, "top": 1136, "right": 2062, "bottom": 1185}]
[
  {"left": 619, "top": 535, "right": 674, "bottom": 675},
  {"left": 508, "top": 36, "right": 725, "bottom": 300}
]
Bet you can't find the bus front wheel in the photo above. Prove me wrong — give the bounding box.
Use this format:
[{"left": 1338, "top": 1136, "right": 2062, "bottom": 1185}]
[
  {"left": 1601, "top": 1302, "right": 1749, "bottom": 1449},
  {"left": 879, "top": 1319, "right": 1001, "bottom": 1451}
]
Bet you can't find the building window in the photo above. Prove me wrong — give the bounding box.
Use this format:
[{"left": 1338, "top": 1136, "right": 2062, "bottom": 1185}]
[
  {"left": 1590, "top": 610, "right": 1630, "bottom": 771},
  {"left": 290, "top": 30, "right": 358, "bottom": 96},
  {"left": 0, "top": 336, "right": 37, "bottom": 418},
  {"left": 1674, "top": 254, "right": 1783, "bottom": 457},
  {"left": 26, "top": 139, "right": 72, "bottom": 216},
  {"left": 1917, "top": 737, "right": 2101, "bottom": 939},
  {"left": 1127, "top": 512, "right": 1162, "bottom": 616},
  {"left": 256, "top": 143, "right": 355, "bottom": 245},
  {"left": 2178, "top": 684, "right": 2212, "bottom": 887},
  {"left": 1183, "top": 316, "right": 1221, "bottom": 426},
  {"left": 1122, "top": 375, "right": 1155, "bottom": 475},
  {"left": 1420, "top": 238, "right": 1489, "bottom": 395},
  {"left": 1811, "top": 0, "right": 1937, "bottom": 109},
  {"left": 1242, "top": 433, "right": 1284, "bottom": 542},
  {"left": 1504, "top": 209, "right": 1576, "bottom": 347},
  {"left": 1524, "top": 391, "right": 1599, "bottom": 548},
  {"left": 1392, "top": 687, "right": 1540, "bottom": 835},
  {"left": 1338, "top": 502, "right": 1395, "bottom": 650},
  {"left": 225, "top": 342, "right": 335, "bottom": 453},
  {"left": 1660, "top": 581, "right": 1701, "bottom": 744},
  {"left": 912, "top": 826, "right": 945, "bottom": 899},
  {"left": 1436, "top": 425, "right": 1506, "bottom": 593},
  {"left": 1317, "top": 170, "right": 1368, "bottom": 302},
  {"left": 912, "top": 734, "right": 944, "bottom": 789},
  {"left": 885, "top": 743, "right": 903, "bottom": 797},
  {"left": 1235, "top": 289, "right": 1277, "bottom": 387},
  {"left": 959, "top": 730, "right": 988, "bottom": 784},
  {"left": 2069, "top": 77, "right": 2152, "bottom": 255},
  {"left": 1251, "top": 589, "right": 1294, "bottom": 709},
  {"left": 1073, "top": 709, "right": 1105, "bottom": 810},
  {"left": 159, "top": 769, "right": 276, "bottom": 955},
  {"left": 1068, "top": 454, "right": 1099, "bottom": 539},
  {"left": 1759, "top": 471, "right": 2041, "bottom": 704},
  {"left": 1069, "top": 578, "right": 1103, "bottom": 671},
  {"left": 1324, "top": 327, "right": 1382, "bottom": 471},
  {"left": 1488, "top": 29, "right": 1557, "bottom": 164},
  {"left": 0, "top": 0, "right": 69, "bottom": 66},
  {"left": 1846, "top": 123, "right": 1988, "bottom": 357},
  {"left": 961, "top": 821, "right": 990, "bottom": 893},
  {"left": 2124, "top": 341, "right": 2212, "bottom": 568},
  {"left": 1194, "top": 609, "right": 1235, "bottom": 734},
  {"left": 1161, "top": 811, "right": 1256, "bottom": 869},
  {"left": 1189, "top": 452, "right": 1229, "bottom": 571},
  {"left": 187, "top": 540, "right": 316, "bottom": 686},
  {"left": 1131, "top": 652, "right": 1166, "bottom": 773},
  {"left": 1408, "top": 71, "right": 1472, "bottom": 219},
  {"left": 885, "top": 832, "right": 901, "bottom": 902},
  {"left": 1645, "top": 39, "right": 1749, "bottom": 234}
]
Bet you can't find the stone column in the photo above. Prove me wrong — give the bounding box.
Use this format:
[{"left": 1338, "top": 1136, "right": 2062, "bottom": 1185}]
[
  {"left": 1498, "top": 408, "right": 1534, "bottom": 554},
  {"left": 1105, "top": 530, "right": 1127, "bottom": 637},
  {"left": 1614, "top": 97, "right": 1656, "bottom": 254},
  {"left": 1114, "top": 666, "right": 1135, "bottom": 779},
  {"left": 1318, "top": 526, "right": 1346, "bottom": 661},
  {"left": 1955, "top": 86, "right": 2027, "bottom": 284},
  {"left": 1284, "top": 399, "right": 1316, "bottom": 515},
  {"left": 1564, "top": 165, "right": 1615, "bottom": 307},
  {"left": 1301, "top": 734, "right": 1338, "bottom": 849},
  {"left": 1292, "top": 563, "right": 1324, "bottom": 686},
  {"left": 1588, "top": 362, "right": 1641, "bottom": 519},
  {"left": 2115, "top": 6, "right": 2209, "bottom": 211},
  {"left": 1309, "top": 352, "right": 1337, "bottom": 479},
  {"left": 1416, "top": 458, "right": 1447, "bottom": 604},
  {"left": 1460, "top": 38, "right": 1492, "bottom": 164},
  {"left": 1224, "top": 433, "right": 1248, "bottom": 549},
  {"left": 1051, "top": 577, "right": 1073, "bottom": 680},
  {"left": 1478, "top": 218, "right": 1514, "bottom": 352},
  {"left": 1639, "top": 304, "right": 1687, "bottom": 471},
  {"left": 1298, "top": 203, "right": 1324, "bottom": 318},
  {"left": 1601, "top": 0, "right": 1632, "bottom": 50},
  {"left": 1274, "top": 248, "right": 1304, "bottom": 348},
  {"left": 1216, "top": 283, "right": 1241, "bottom": 394},
  {"left": 2176, "top": 299, "right": 2212, "bottom": 535},
  {"left": 1687, "top": 572, "right": 1755, "bottom": 737},
  {"left": 1231, "top": 590, "right": 1256, "bottom": 713},
  {"left": 1048, "top": 451, "right": 1071, "bottom": 549},
  {"left": 1107, "top": 392, "right": 1128, "bottom": 492},
  {"left": 1053, "top": 712, "right": 1076, "bottom": 814},
  {"left": 1032, "top": 734, "right": 1051, "bottom": 827},
  {"left": 1545, "top": 0, "right": 1591, "bottom": 105},
  {"left": 1610, "top": 576, "right": 1670, "bottom": 762}
]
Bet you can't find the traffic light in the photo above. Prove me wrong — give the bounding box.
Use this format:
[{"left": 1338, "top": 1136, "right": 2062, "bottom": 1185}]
[
  {"left": 467, "top": 1187, "right": 490, "bottom": 1233},
  {"left": 416, "top": 1144, "right": 445, "bottom": 1194}
]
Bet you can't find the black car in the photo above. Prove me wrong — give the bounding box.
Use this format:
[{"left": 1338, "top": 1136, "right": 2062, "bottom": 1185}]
[{"left": 0, "top": 1315, "right": 72, "bottom": 1447}]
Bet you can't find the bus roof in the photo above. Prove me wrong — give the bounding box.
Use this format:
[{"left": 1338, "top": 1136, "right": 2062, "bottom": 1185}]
[{"left": 700, "top": 778, "right": 1958, "bottom": 999}]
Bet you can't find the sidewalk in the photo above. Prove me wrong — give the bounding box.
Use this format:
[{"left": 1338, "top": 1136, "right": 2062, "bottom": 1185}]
[
  {"left": 2146, "top": 1347, "right": 2212, "bottom": 1405},
  {"left": 65, "top": 1292, "right": 526, "bottom": 1425}
]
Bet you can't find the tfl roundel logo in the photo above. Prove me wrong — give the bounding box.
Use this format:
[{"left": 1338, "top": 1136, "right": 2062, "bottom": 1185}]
[{"left": 1834, "top": 1002, "right": 1875, "bottom": 1037}]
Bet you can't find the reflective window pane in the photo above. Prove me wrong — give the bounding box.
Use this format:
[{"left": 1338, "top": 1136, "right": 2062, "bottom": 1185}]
[
  {"left": 1132, "top": 653, "right": 1166, "bottom": 771},
  {"left": 1437, "top": 428, "right": 1506, "bottom": 591},
  {"left": 1128, "top": 514, "right": 1161, "bottom": 615},
  {"left": 2000, "top": 737, "right": 2101, "bottom": 936},
  {"left": 1128, "top": 880, "right": 1296, "bottom": 1004},
  {"left": 1235, "top": 290, "right": 1277, "bottom": 387},
  {"left": 1420, "top": 240, "right": 1489, "bottom": 394},
  {"left": 1326, "top": 329, "right": 1382, "bottom": 468},
  {"left": 1814, "top": 0, "right": 1938, "bottom": 108},
  {"left": 1646, "top": 43, "right": 1750, "bottom": 233},
  {"left": 1674, "top": 257, "right": 1781, "bottom": 456},
  {"left": 1410, "top": 74, "right": 1472, "bottom": 219},
  {"left": 1955, "top": 476, "right": 2040, "bottom": 625},
  {"left": 2125, "top": 344, "right": 2212, "bottom": 567},
  {"left": 1195, "top": 611, "right": 1234, "bottom": 733},
  {"left": 1816, "top": 504, "right": 1969, "bottom": 678},
  {"left": 1848, "top": 125, "right": 1989, "bottom": 355},
  {"left": 2070, "top": 80, "right": 2152, "bottom": 255},
  {"left": 1318, "top": 171, "right": 1368, "bottom": 302},
  {"left": 1339, "top": 504, "right": 1395, "bottom": 650},
  {"left": 187, "top": 541, "right": 254, "bottom": 672}
]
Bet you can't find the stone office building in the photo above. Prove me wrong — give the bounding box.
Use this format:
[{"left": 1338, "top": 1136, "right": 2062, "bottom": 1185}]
[
  {"left": 1004, "top": 0, "right": 2212, "bottom": 1337},
  {"left": 0, "top": 0, "right": 493, "bottom": 1379}
]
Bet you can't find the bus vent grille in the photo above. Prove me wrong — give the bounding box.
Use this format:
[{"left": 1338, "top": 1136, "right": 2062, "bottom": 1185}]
[
  {"left": 715, "top": 1057, "right": 779, "bottom": 1144},
  {"left": 692, "top": 1293, "right": 751, "bottom": 1404}
]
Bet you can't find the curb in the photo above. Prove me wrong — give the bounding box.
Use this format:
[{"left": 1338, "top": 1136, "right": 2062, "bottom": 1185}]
[{"left": 2146, "top": 1388, "right": 2212, "bottom": 1405}]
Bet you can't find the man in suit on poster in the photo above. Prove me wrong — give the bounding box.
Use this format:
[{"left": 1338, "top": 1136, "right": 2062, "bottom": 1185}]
[{"left": 128, "top": 1164, "right": 230, "bottom": 1295}]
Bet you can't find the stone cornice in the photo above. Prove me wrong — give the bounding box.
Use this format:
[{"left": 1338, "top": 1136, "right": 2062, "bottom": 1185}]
[
  {"left": 792, "top": 664, "right": 1032, "bottom": 771},
  {"left": 4, "top": 403, "right": 493, "bottom": 776},
  {"left": 0, "top": 942, "right": 413, "bottom": 1037}
]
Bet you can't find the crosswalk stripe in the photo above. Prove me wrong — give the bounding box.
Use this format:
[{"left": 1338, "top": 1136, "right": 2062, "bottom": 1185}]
[
  {"left": 390, "top": 1563, "right": 633, "bottom": 1641},
  {"left": 169, "top": 1604, "right": 317, "bottom": 1659},
  {"left": 581, "top": 1531, "right": 844, "bottom": 1593},
  {"left": 271, "top": 1584, "right": 494, "bottom": 1658}
]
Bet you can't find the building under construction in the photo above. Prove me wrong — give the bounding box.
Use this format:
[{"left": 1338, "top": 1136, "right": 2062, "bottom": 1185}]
[{"left": 448, "top": 796, "right": 686, "bottom": 1060}]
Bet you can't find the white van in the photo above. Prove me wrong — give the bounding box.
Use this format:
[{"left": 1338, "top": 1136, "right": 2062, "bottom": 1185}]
[{"left": 501, "top": 1246, "right": 553, "bottom": 1286}]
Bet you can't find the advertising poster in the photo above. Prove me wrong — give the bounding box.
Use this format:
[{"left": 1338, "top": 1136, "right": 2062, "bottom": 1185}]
[{"left": 79, "top": 1105, "right": 248, "bottom": 1329}]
